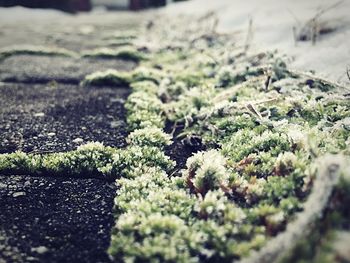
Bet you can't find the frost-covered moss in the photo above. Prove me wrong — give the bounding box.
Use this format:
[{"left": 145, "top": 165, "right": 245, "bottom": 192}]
[
  {"left": 0, "top": 142, "right": 174, "bottom": 179},
  {"left": 221, "top": 129, "right": 292, "bottom": 162},
  {"left": 127, "top": 127, "right": 172, "bottom": 148},
  {"left": 82, "top": 47, "right": 146, "bottom": 62},
  {"left": 1, "top": 13, "right": 349, "bottom": 263},
  {"left": 81, "top": 66, "right": 164, "bottom": 88},
  {"left": 81, "top": 69, "right": 131, "bottom": 87},
  {"left": 0, "top": 45, "right": 77, "bottom": 61},
  {"left": 130, "top": 80, "right": 158, "bottom": 94},
  {"left": 0, "top": 142, "right": 117, "bottom": 177},
  {"left": 185, "top": 150, "right": 229, "bottom": 196},
  {"left": 130, "top": 67, "right": 164, "bottom": 84},
  {"left": 166, "top": 86, "right": 216, "bottom": 122},
  {"left": 125, "top": 90, "right": 165, "bottom": 130}
]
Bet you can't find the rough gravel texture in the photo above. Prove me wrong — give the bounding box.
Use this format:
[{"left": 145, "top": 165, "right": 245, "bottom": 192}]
[
  {"left": 0, "top": 83, "right": 130, "bottom": 153},
  {"left": 0, "top": 9, "right": 147, "bottom": 263},
  {"left": 0, "top": 175, "right": 116, "bottom": 263}
]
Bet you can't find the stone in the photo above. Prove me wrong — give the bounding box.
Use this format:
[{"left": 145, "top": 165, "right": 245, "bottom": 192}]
[
  {"left": 12, "top": 191, "right": 26, "bottom": 197},
  {"left": 31, "top": 246, "right": 49, "bottom": 254}
]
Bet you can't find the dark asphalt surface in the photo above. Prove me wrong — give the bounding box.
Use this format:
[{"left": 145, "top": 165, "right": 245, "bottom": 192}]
[
  {"left": 0, "top": 175, "right": 116, "bottom": 263},
  {"left": 0, "top": 83, "right": 130, "bottom": 153},
  {"left": 0, "top": 9, "right": 146, "bottom": 263}
]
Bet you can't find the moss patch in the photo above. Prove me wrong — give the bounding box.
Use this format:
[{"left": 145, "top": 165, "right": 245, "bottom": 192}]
[
  {"left": 81, "top": 47, "right": 146, "bottom": 62},
  {"left": 0, "top": 45, "right": 77, "bottom": 61}
]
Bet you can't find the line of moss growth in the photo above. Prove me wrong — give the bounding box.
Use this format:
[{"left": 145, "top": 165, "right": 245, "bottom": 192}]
[
  {"left": 81, "top": 47, "right": 147, "bottom": 62},
  {"left": 0, "top": 45, "right": 78, "bottom": 61},
  {"left": 0, "top": 141, "right": 174, "bottom": 180},
  {"left": 106, "top": 21, "right": 350, "bottom": 262},
  {"left": 81, "top": 67, "right": 163, "bottom": 87}
]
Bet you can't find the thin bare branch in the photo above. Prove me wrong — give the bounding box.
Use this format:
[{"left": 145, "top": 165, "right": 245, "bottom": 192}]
[{"left": 244, "top": 18, "right": 254, "bottom": 53}]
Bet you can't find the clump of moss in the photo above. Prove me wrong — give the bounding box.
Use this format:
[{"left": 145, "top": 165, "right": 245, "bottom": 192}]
[
  {"left": 0, "top": 142, "right": 175, "bottom": 179},
  {"left": 82, "top": 47, "right": 146, "bottom": 62},
  {"left": 130, "top": 80, "right": 158, "bottom": 94},
  {"left": 130, "top": 66, "right": 164, "bottom": 84},
  {"left": 0, "top": 142, "right": 117, "bottom": 178},
  {"left": 125, "top": 90, "right": 165, "bottom": 130},
  {"left": 127, "top": 127, "right": 172, "bottom": 148},
  {"left": 81, "top": 67, "right": 164, "bottom": 88},
  {"left": 81, "top": 69, "right": 131, "bottom": 87},
  {"left": 0, "top": 45, "right": 77, "bottom": 61},
  {"left": 166, "top": 86, "right": 216, "bottom": 122},
  {"left": 221, "top": 129, "right": 291, "bottom": 162},
  {"left": 215, "top": 65, "right": 265, "bottom": 88},
  {"left": 185, "top": 150, "right": 229, "bottom": 196}
]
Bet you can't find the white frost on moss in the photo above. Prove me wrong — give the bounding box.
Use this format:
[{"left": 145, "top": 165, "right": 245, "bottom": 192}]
[{"left": 127, "top": 127, "right": 172, "bottom": 148}]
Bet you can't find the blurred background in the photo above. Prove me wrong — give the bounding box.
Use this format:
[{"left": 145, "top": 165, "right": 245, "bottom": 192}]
[
  {"left": 0, "top": 0, "right": 348, "bottom": 86},
  {"left": 0, "top": 0, "right": 189, "bottom": 12}
]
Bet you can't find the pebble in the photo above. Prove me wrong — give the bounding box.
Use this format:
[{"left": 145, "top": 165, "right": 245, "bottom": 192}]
[
  {"left": 12, "top": 191, "right": 26, "bottom": 198},
  {"left": 31, "top": 246, "right": 49, "bottom": 254},
  {"left": 72, "top": 138, "right": 84, "bottom": 143},
  {"left": 33, "top": 112, "right": 45, "bottom": 117},
  {"left": 47, "top": 132, "right": 56, "bottom": 137}
]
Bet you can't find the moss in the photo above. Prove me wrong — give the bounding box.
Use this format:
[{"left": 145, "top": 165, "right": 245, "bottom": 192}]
[
  {"left": 0, "top": 45, "right": 77, "bottom": 61},
  {"left": 130, "top": 80, "right": 158, "bottom": 94},
  {"left": 125, "top": 90, "right": 165, "bottom": 130},
  {"left": 81, "top": 47, "right": 146, "bottom": 62},
  {"left": 0, "top": 143, "right": 174, "bottom": 179},
  {"left": 221, "top": 129, "right": 292, "bottom": 162},
  {"left": 166, "top": 86, "right": 216, "bottom": 122},
  {"left": 81, "top": 69, "right": 131, "bottom": 87},
  {"left": 81, "top": 66, "right": 164, "bottom": 88},
  {"left": 215, "top": 65, "right": 265, "bottom": 88},
  {"left": 1, "top": 14, "right": 349, "bottom": 263},
  {"left": 185, "top": 150, "right": 229, "bottom": 196},
  {"left": 0, "top": 142, "right": 118, "bottom": 178},
  {"left": 130, "top": 67, "right": 164, "bottom": 84},
  {"left": 127, "top": 127, "right": 172, "bottom": 148}
]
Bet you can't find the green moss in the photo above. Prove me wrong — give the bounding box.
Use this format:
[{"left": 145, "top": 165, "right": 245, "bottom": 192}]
[
  {"left": 130, "top": 67, "right": 164, "bottom": 84},
  {"left": 81, "top": 69, "right": 131, "bottom": 87},
  {"left": 1, "top": 15, "right": 349, "bottom": 263},
  {"left": 0, "top": 142, "right": 118, "bottom": 178},
  {"left": 215, "top": 65, "right": 265, "bottom": 88},
  {"left": 0, "top": 142, "right": 174, "bottom": 179},
  {"left": 130, "top": 80, "right": 158, "bottom": 94},
  {"left": 221, "top": 129, "right": 291, "bottom": 162},
  {"left": 127, "top": 127, "right": 172, "bottom": 148},
  {"left": 185, "top": 150, "right": 229, "bottom": 196},
  {"left": 81, "top": 67, "right": 163, "bottom": 88},
  {"left": 0, "top": 45, "right": 77, "bottom": 61},
  {"left": 82, "top": 47, "right": 146, "bottom": 62}
]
